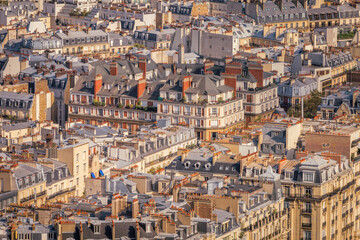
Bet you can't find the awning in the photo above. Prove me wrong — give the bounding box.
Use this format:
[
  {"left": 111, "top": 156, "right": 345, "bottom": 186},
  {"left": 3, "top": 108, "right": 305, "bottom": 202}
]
[
  {"left": 91, "top": 172, "right": 96, "bottom": 178},
  {"left": 99, "top": 170, "right": 104, "bottom": 177}
]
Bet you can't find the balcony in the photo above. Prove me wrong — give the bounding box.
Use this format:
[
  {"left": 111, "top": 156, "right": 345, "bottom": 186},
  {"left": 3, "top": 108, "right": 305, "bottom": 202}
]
[
  {"left": 47, "top": 186, "right": 76, "bottom": 200},
  {"left": 302, "top": 223, "right": 312, "bottom": 228},
  {"left": 302, "top": 208, "right": 312, "bottom": 214},
  {"left": 20, "top": 190, "right": 46, "bottom": 203}
]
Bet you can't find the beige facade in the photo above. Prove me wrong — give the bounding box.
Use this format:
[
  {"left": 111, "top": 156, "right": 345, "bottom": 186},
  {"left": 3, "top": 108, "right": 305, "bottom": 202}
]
[{"left": 57, "top": 141, "right": 90, "bottom": 197}]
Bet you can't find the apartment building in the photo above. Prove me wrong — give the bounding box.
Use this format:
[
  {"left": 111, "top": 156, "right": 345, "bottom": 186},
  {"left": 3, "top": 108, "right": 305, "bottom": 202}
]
[
  {"left": 318, "top": 89, "right": 360, "bottom": 120},
  {"left": 157, "top": 74, "right": 245, "bottom": 140},
  {"left": 168, "top": 1, "right": 209, "bottom": 22},
  {"left": 57, "top": 140, "right": 90, "bottom": 197},
  {"left": 0, "top": 90, "right": 54, "bottom": 122},
  {"left": 133, "top": 28, "right": 175, "bottom": 49},
  {"left": 222, "top": 60, "right": 279, "bottom": 122},
  {"left": 305, "top": 125, "right": 360, "bottom": 161},
  {"left": 55, "top": 30, "right": 110, "bottom": 56},
  {"left": 280, "top": 152, "right": 356, "bottom": 240},
  {"left": 169, "top": 161, "right": 289, "bottom": 240},
  {"left": 278, "top": 77, "right": 318, "bottom": 108},
  {"left": 308, "top": 51, "right": 356, "bottom": 88},
  {"left": 41, "top": 159, "right": 76, "bottom": 203},
  {"left": 245, "top": 0, "right": 309, "bottom": 31},
  {"left": 106, "top": 119, "right": 196, "bottom": 172},
  {"left": 68, "top": 58, "right": 159, "bottom": 133},
  {"left": 21, "top": 36, "right": 63, "bottom": 55},
  {"left": 0, "top": 164, "right": 46, "bottom": 207}
]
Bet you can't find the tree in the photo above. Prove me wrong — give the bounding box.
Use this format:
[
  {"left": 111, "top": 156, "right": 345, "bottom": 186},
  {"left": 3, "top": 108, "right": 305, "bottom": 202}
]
[
  {"left": 303, "top": 90, "right": 323, "bottom": 118},
  {"left": 285, "top": 90, "right": 323, "bottom": 118}
]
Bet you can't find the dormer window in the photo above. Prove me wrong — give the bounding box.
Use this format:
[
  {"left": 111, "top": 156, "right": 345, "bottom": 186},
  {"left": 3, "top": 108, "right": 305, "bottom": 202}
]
[
  {"left": 285, "top": 172, "right": 292, "bottom": 179},
  {"left": 303, "top": 172, "right": 314, "bottom": 182},
  {"left": 94, "top": 225, "right": 100, "bottom": 233},
  {"left": 86, "top": 82, "right": 93, "bottom": 88}
]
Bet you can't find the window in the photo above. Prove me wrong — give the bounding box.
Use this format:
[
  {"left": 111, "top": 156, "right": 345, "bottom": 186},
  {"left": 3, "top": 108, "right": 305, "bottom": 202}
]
[
  {"left": 305, "top": 187, "right": 312, "bottom": 197},
  {"left": 304, "top": 202, "right": 312, "bottom": 213},
  {"left": 304, "top": 173, "right": 314, "bottom": 182},
  {"left": 76, "top": 165, "right": 79, "bottom": 174},
  {"left": 94, "top": 225, "right": 100, "bottom": 233},
  {"left": 211, "top": 120, "right": 218, "bottom": 127},
  {"left": 285, "top": 172, "right": 292, "bottom": 179},
  {"left": 303, "top": 231, "right": 311, "bottom": 240},
  {"left": 211, "top": 108, "right": 217, "bottom": 116},
  {"left": 76, "top": 153, "right": 79, "bottom": 162},
  {"left": 284, "top": 186, "right": 290, "bottom": 196}
]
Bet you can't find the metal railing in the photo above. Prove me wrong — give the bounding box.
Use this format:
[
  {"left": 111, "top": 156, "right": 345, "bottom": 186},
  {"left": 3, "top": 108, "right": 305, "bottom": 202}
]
[
  {"left": 47, "top": 186, "right": 76, "bottom": 200},
  {"left": 20, "top": 190, "right": 46, "bottom": 203}
]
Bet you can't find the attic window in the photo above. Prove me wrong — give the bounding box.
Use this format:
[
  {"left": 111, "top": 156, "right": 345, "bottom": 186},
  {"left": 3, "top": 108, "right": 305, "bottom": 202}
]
[
  {"left": 184, "top": 161, "right": 190, "bottom": 168},
  {"left": 194, "top": 162, "right": 201, "bottom": 169},
  {"left": 205, "top": 163, "right": 211, "bottom": 170},
  {"left": 94, "top": 225, "right": 100, "bottom": 233}
]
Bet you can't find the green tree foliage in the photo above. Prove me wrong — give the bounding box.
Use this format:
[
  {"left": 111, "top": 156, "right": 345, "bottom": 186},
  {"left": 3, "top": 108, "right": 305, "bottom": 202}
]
[{"left": 286, "top": 90, "right": 323, "bottom": 118}]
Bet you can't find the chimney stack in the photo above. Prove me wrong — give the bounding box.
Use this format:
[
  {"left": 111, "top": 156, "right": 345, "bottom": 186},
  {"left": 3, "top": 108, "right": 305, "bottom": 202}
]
[
  {"left": 137, "top": 58, "right": 147, "bottom": 100},
  {"left": 94, "top": 74, "right": 102, "bottom": 98},
  {"left": 178, "top": 44, "right": 184, "bottom": 64},
  {"left": 110, "top": 62, "right": 118, "bottom": 76},
  {"left": 66, "top": 61, "right": 73, "bottom": 69},
  {"left": 182, "top": 75, "right": 192, "bottom": 97},
  {"left": 138, "top": 58, "right": 147, "bottom": 79}
]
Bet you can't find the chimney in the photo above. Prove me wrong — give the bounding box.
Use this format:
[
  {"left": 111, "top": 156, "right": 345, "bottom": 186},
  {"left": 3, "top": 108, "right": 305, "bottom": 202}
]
[
  {"left": 178, "top": 44, "right": 184, "bottom": 64},
  {"left": 94, "top": 74, "right": 102, "bottom": 98},
  {"left": 182, "top": 75, "right": 192, "bottom": 97},
  {"left": 248, "top": 64, "right": 264, "bottom": 88},
  {"left": 278, "top": 158, "right": 287, "bottom": 174},
  {"left": 223, "top": 76, "right": 237, "bottom": 95},
  {"left": 225, "top": 57, "right": 232, "bottom": 64},
  {"left": 110, "top": 62, "right": 118, "bottom": 76},
  {"left": 212, "top": 152, "right": 220, "bottom": 166},
  {"left": 138, "top": 58, "right": 147, "bottom": 79},
  {"left": 112, "top": 221, "right": 115, "bottom": 240},
  {"left": 136, "top": 222, "right": 140, "bottom": 240},
  {"left": 66, "top": 61, "right": 73, "bottom": 69},
  {"left": 132, "top": 199, "right": 140, "bottom": 218}
]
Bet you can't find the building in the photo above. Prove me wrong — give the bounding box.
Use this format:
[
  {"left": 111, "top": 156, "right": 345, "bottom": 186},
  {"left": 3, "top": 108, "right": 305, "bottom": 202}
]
[
  {"left": 317, "top": 89, "right": 360, "bottom": 120},
  {"left": 0, "top": 163, "right": 46, "bottom": 206},
  {"left": 260, "top": 122, "right": 302, "bottom": 157},
  {"left": 280, "top": 152, "right": 356, "bottom": 240},
  {"left": 68, "top": 58, "right": 158, "bottom": 133},
  {"left": 305, "top": 125, "right": 360, "bottom": 160},
  {"left": 133, "top": 28, "right": 175, "bottom": 50},
  {"left": 57, "top": 139, "right": 91, "bottom": 197},
  {"left": 0, "top": 90, "right": 54, "bottom": 122},
  {"left": 278, "top": 77, "right": 318, "bottom": 108},
  {"left": 245, "top": 0, "right": 309, "bottom": 31},
  {"left": 222, "top": 60, "right": 280, "bottom": 122},
  {"left": 157, "top": 73, "right": 245, "bottom": 140},
  {"left": 55, "top": 30, "right": 110, "bottom": 56},
  {"left": 41, "top": 159, "right": 76, "bottom": 203}
]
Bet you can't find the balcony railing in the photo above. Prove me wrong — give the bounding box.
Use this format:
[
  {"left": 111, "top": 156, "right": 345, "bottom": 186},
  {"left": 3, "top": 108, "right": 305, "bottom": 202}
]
[
  {"left": 302, "top": 209, "right": 312, "bottom": 214},
  {"left": 20, "top": 190, "right": 46, "bottom": 203},
  {"left": 302, "top": 223, "right": 312, "bottom": 228},
  {"left": 47, "top": 186, "right": 76, "bottom": 200}
]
